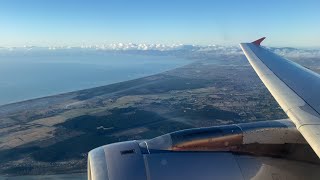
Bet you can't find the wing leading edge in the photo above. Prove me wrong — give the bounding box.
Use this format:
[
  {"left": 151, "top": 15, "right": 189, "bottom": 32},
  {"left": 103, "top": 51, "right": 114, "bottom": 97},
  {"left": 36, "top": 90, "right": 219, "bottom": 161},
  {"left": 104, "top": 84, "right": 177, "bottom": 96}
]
[{"left": 240, "top": 38, "right": 320, "bottom": 158}]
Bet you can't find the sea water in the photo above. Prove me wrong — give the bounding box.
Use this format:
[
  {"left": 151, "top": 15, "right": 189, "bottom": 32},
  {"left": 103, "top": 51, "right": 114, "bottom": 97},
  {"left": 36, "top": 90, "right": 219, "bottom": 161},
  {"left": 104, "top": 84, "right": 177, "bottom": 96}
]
[{"left": 0, "top": 50, "right": 190, "bottom": 105}]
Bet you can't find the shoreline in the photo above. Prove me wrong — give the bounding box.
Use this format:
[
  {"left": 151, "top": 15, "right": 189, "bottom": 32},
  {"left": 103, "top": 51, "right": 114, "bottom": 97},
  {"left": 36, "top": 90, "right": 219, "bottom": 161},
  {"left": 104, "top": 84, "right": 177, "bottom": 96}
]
[{"left": 0, "top": 61, "right": 195, "bottom": 108}]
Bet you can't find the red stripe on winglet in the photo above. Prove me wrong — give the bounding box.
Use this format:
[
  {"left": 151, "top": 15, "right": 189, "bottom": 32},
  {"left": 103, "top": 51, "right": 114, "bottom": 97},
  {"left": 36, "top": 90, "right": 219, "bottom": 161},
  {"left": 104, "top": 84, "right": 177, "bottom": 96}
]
[{"left": 252, "top": 37, "right": 266, "bottom": 46}]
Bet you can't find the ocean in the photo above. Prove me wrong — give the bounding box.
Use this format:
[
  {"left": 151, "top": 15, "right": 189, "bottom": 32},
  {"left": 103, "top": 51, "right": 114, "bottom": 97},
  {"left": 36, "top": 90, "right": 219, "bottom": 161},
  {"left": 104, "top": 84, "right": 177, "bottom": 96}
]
[{"left": 0, "top": 50, "right": 191, "bottom": 105}]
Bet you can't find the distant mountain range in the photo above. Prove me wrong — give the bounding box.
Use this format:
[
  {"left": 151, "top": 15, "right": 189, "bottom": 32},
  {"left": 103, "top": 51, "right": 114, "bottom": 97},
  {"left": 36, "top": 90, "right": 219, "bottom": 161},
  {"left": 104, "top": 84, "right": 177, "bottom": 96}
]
[{"left": 0, "top": 44, "right": 319, "bottom": 59}]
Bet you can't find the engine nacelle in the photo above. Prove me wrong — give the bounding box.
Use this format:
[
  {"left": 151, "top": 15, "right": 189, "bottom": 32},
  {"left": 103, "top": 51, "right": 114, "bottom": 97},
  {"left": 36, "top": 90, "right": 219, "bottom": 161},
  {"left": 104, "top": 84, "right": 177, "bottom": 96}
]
[{"left": 88, "top": 120, "right": 320, "bottom": 180}]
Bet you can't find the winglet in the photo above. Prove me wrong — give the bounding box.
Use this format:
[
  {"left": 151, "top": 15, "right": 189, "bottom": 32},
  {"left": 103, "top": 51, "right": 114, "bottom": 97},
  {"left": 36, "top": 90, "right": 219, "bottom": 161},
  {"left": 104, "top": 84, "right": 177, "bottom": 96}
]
[{"left": 252, "top": 37, "right": 266, "bottom": 46}]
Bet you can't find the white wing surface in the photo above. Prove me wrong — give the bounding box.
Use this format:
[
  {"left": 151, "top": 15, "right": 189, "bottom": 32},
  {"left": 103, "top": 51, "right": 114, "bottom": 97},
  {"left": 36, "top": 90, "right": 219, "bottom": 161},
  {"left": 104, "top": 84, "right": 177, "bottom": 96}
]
[{"left": 240, "top": 38, "right": 320, "bottom": 158}]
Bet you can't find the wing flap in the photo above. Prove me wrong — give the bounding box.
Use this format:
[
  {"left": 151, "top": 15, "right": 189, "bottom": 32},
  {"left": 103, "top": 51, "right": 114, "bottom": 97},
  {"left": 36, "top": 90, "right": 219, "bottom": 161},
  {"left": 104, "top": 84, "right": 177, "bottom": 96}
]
[{"left": 240, "top": 40, "right": 320, "bottom": 158}]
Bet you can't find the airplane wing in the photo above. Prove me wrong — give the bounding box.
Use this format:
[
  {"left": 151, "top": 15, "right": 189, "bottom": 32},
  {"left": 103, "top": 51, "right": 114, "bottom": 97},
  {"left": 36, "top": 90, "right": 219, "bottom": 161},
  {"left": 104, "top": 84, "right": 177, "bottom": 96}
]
[{"left": 240, "top": 38, "right": 320, "bottom": 158}]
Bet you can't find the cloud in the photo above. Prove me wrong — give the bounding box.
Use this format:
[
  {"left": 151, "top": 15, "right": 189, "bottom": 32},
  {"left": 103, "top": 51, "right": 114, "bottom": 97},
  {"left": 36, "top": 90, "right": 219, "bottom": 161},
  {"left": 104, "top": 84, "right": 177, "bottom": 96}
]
[
  {"left": 267, "top": 47, "right": 320, "bottom": 59},
  {"left": 1, "top": 44, "right": 319, "bottom": 60}
]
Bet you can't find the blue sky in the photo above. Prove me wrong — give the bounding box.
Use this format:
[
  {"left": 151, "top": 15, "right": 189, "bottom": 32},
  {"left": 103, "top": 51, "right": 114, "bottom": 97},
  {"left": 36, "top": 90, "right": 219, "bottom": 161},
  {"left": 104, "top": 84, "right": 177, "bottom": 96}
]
[{"left": 1, "top": 0, "right": 320, "bottom": 47}]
